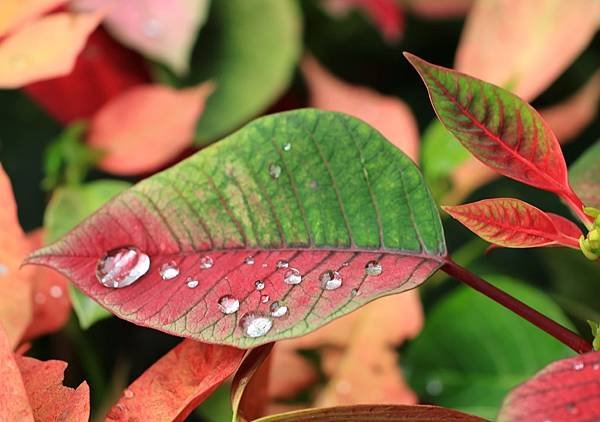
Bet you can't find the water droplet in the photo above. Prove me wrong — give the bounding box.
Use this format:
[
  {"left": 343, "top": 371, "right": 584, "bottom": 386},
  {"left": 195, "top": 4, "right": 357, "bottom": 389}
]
[
  {"left": 342, "top": 261, "right": 349, "bottom": 267},
  {"left": 240, "top": 312, "right": 273, "bottom": 337},
  {"left": 365, "top": 260, "right": 382, "bottom": 276},
  {"left": 260, "top": 294, "right": 270, "bottom": 303},
  {"left": 351, "top": 288, "right": 360, "bottom": 297},
  {"left": 270, "top": 301, "right": 288, "bottom": 318},
  {"left": 426, "top": 378, "right": 444, "bottom": 396},
  {"left": 566, "top": 403, "right": 579, "bottom": 415},
  {"left": 49, "top": 285, "right": 63, "bottom": 298},
  {"left": 186, "top": 277, "right": 199, "bottom": 289},
  {"left": 276, "top": 260, "right": 289, "bottom": 269},
  {"left": 218, "top": 295, "right": 239, "bottom": 315},
  {"left": 320, "top": 270, "right": 342, "bottom": 290},
  {"left": 159, "top": 261, "right": 180, "bottom": 280},
  {"left": 143, "top": 18, "right": 162, "bottom": 38},
  {"left": 282, "top": 143, "right": 291, "bottom": 151},
  {"left": 244, "top": 256, "right": 255, "bottom": 265},
  {"left": 574, "top": 361, "right": 584, "bottom": 371},
  {"left": 283, "top": 268, "right": 302, "bottom": 285},
  {"left": 200, "top": 255, "right": 213, "bottom": 269},
  {"left": 0, "top": 264, "right": 7, "bottom": 276},
  {"left": 254, "top": 280, "right": 265, "bottom": 291},
  {"left": 123, "top": 389, "right": 134, "bottom": 399},
  {"left": 268, "top": 163, "right": 282, "bottom": 179},
  {"left": 96, "top": 246, "right": 150, "bottom": 288}
]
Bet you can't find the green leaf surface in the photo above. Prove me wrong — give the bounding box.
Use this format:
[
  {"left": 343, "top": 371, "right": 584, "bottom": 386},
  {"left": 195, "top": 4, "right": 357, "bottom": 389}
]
[
  {"left": 404, "top": 276, "right": 574, "bottom": 420},
  {"left": 191, "top": 0, "right": 302, "bottom": 143},
  {"left": 569, "top": 140, "right": 600, "bottom": 209},
  {"left": 45, "top": 180, "right": 131, "bottom": 329},
  {"left": 28, "top": 109, "right": 446, "bottom": 348}
]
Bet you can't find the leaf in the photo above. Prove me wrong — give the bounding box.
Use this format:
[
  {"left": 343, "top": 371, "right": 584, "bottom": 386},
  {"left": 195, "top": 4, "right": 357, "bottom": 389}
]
[
  {"left": 570, "top": 140, "right": 600, "bottom": 209},
  {"left": 455, "top": 0, "right": 600, "bottom": 101},
  {"left": 498, "top": 351, "right": 600, "bottom": 421},
  {"left": 404, "top": 53, "right": 581, "bottom": 210},
  {"left": 71, "top": 0, "right": 210, "bottom": 75},
  {"left": 302, "top": 55, "right": 419, "bottom": 161},
  {"left": 0, "top": 324, "right": 34, "bottom": 421},
  {"left": 268, "top": 344, "right": 317, "bottom": 400},
  {"left": 88, "top": 83, "right": 214, "bottom": 175},
  {"left": 0, "top": 164, "right": 33, "bottom": 348},
  {"left": 24, "top": 28, "right": 150, "bottom": 123},
  {"left": 27, "top": 109, "right": 446, "bottom": 348},
  {"left": 16, "top": 355, "right": 90, "bottom": 422},
  {"left": 0, "top": 0, "right": 66, "bottom": 37},
  {"left": 253, "top": 404, "right": 486, "bottom": 422},
  {"left": 404, "top": 276, "right": 574, "bottom": 419},
  {"left": 442, "top": 198, "right": 582, "bottom": 249},
  {"left": 232, "top": 343, "right": 273, "bottom": 422},
  {"left": 0, "top": 11, "right": 103, "bottom": 89},
  {"left": 45, "top": 180, "right": 131, "bottom": 328},
  {"left": 402, "top": 0, "right": 473, "bottom": 19},
  {"left": 192, "top": 0, "right": 301, "bottom": 143},
  {"left": 105, "top": 340, "right": 245, "bottom": 422}
]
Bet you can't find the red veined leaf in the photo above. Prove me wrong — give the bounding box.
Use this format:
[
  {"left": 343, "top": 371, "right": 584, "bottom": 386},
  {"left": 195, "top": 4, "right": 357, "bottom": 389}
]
[
  {"left": 498, "top": 351, "right": 600, "bottom": 421},
  {"left": 442, "top": 198, "right": 582, "bottom": 249},
  {"left": 404, "top": 53, "right": 588, "bottom": 222},
  {"left": 24, "top": 28, "right": 150, "bottom": 123},
  {"left": 26, "top": 109, "right": 446, "bottom": 348},
  {"left": 106, "top": 340, "right": 244, "bottom": 422},
  {"left": 16, "top": 355, "right": 90, "bottom": 422},
  {"left": 253, "top": 404, "right": 487, "bottom": 422},
  {"left": 0, "top": 324, "right": 34, "bottom": 421}
]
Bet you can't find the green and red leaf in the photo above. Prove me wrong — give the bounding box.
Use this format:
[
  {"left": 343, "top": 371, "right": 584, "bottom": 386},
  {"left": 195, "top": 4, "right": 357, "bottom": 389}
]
[
  {"left": 26, "top": 109, "right": 446, "bottom": 348},
  {"left": 499, "top": 351, "right": 600, "bottom": 421},
  {"left": 443, "top": 198, "right": 582, "bottom": 249}
]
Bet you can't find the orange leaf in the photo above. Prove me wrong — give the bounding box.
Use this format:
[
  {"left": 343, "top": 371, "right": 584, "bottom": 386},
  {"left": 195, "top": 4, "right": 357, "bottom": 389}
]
[
  {"left": 302, "top": 55, "right": 419, "bottom": 161},
  {"left": 0, "top": 10, "right": 103, "bottom": 88},
  {"left": 88, "top": 82, "right": 215, "bottom": 175},
  {"left": 0, "top": 164, "right": 32, "bottom": 348},
  {"left": 106, "top": 339, "right": 245, "bottom": 422},
  {"left": 0, "top": 324, "right": 34, "bottom": 421},
  {"left": 16, "top": 356, "right": 90, "bottom": 422},
  {"left": 0, "top": 0, "right": 67, "bottom": 37}
]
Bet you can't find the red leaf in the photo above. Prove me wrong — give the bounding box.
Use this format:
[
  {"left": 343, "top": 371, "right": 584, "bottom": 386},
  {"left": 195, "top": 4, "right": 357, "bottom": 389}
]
[
  {"left": 16, "top": 356, "right": 90, "bottom": 422},
  {"left": 443, "top": 198, "right": 582, "bottom": 249},
  {"left": 106, "top": 340, "right": 244, "bottom": 422},
  {"left": 24, "top": 28, "right": 150, "bottom": 123},
  {"left": 499, "top": 351, "right": 600, "bottom": 421},
  {"left": 0, "top": 325, "right": 34, "bottom": 421}
]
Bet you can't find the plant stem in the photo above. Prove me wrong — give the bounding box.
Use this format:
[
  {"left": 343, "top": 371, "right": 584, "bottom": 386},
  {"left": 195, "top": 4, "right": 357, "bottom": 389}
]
[
  {"left": 442, "top": 258, "right": 592, "bottom": 354},
  {"left": 562, "top": 190, "right": 594, "bottom": 229}
]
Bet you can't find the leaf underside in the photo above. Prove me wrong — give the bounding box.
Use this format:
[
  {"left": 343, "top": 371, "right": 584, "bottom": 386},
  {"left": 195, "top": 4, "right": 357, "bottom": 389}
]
[{"left": 27, "top": 109, "right": 446, "bottom": 348}]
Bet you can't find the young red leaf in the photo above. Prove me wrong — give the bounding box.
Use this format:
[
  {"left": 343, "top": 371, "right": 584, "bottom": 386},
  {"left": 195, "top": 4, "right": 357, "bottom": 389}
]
[
  {"left": 499, "top": 351, "right": 600, "bottom": 421},
  {"left": 26, "top": 109, "right": 446, "bottom": 348},
  {"left": 0, "top": 325, "right": 34, "bottom": 421},
  {"left": 443, "top": 198, "right": 582, "bottom": 249},
  {"left": 106, "top": 340, "right": 244, "bottom": 422},
  {"left": 404, "top": 53, "right": 586, "bottom": 220}
]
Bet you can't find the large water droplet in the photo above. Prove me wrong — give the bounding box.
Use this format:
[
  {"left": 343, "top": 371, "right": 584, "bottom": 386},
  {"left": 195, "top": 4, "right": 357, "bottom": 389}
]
[
  {"left": 186, "top": 277, "right": 199, "bottom": 289},
  {"left": 268, "top": 163, "right": 282, "bottom": 179},
  {"left": 276, "top": 260, "right": 289, "bottom": 269},
  {"left": 260, "top": 294, "right": 270, "bottom": 303},
  {"left": 240, "top": 312, "right": 273, "bottom": 337},
  {"left": 254, "top": 280, "right": 265, "bottom": 291},
  {"left": 218, "top": 295, "right": 240, "bottom": 315},
  {"left": 200, "top": 255, "right": 213, "bottom": 269},
  {"left": 320, "top": 270, "right": 342, "bottom": 290},
  {"left": 283, "top": 268, "right": 302, "bottom": 285},
  {"left": 270, "top": 301, "right": 288, "bottom": 318},
  {"left": 244, "top": 256, "right": 255, "bottom": 265},
  {"left": 365, "top": 260, "right": 383, "bottom": 276},
  {"left": 49, "top": 285, "right": 63, "bottom": 298},
  {"left": 159, "top": 261, "right": 179, "bottom": 280},
  {"left": 96, "top": 246, "right": 150, "bottom": 288}
]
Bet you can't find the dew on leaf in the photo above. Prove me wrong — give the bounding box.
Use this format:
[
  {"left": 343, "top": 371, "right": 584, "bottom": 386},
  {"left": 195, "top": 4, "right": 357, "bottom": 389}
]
[
  {"left": 240, "top": 312, "right": 273, "bottom": 337},
  {"left": 282, "top": 143, "right": 291, "bottom": 151},
  {"left": 49, "top": 285, "right": 63, "bottom": 298},
  {"left": 276, "top": 260, "right": 289, "bottom": 269},
  {"left": 96, "top": 246, "right": 150, "bottom": 289},
  {"left": 365, "top": 260, "right": 383, "bottom": 276},
  {"left": 283, "top": 268, "right": 302, "bottom": 285},
  {"left": 218, "top": 295, "right": 240, "bottom": 315},
  {"left": 186, "top": 277, "right": 199, "bottom": 289},
  {"left": 159, "top": 261, "right": 180, "bottom": 280},
  {"left": 260, "top": 294, "right": 270, "bottom": 303},
  {"left": 270, "top": 301, "right": 288, "bottom": 318},
  {"left": 123, "top": 389, "right": 134, "bottom": 399},
  {"left": 573, "top": 361, "right": 584, "bottom": 371},
  {"left": 320, "top": 270, "right": 342, "bottom": 290},
  {"left": 200, "top": 255, "right": 213, "bottom": 269},
  {"left": 351, "top": 288, "right": 360, "bottom": 297},
  {"left": 268, "top": 163, "right": 282, "bottom": 179},
  {"left": 254, "top": 280, "right": 265, "bottom": 291},
  {"left": 244, "top": 256, "right": 255, "bottom": 265}
]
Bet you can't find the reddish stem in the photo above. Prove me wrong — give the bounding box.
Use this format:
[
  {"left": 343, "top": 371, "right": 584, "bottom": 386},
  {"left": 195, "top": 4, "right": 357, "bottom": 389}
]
[
  {"left": 442, "top": 258, "right": 592, "bottom": 354},
  {"left": 562, "top": 190, "right": 593, "bottom": 229}
]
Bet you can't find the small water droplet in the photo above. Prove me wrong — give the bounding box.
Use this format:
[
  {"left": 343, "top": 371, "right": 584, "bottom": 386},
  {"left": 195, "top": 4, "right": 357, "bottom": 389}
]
[
  {"left": 186, "top": 277, "right": 199, "bottom": 289},
  {"left": 96, "top": 246, "right": 150, "bottom": 288},
  {"left": 260, "top": 294, "right": 270, "bottom": 303},
  {"left": 574, "top": 361, "right": 584, "bottom": 371},
  {"left": 320, "top": 270, "right": 343, "bottom": 290},
  {"left": 365, "top": 260, "right": 382, "bottom": 276},
  {"left": 351, "top": 288, "right": 360, "bottom": 297},
  {"left": 159, "top": 261, "right": 180, "bottom": 280},
  {"left": 244, "top": 256, "right": 255, "bottom": 265},
  {"left": 342, "top": 262, "right": 349, "bottom": 267},
  {"left": 426, "top": 378, "right": 444, "bottom": 396},
  {"left": 143, "top": 18, "right": 162, "bottom": 38},
  {"left": 270, "top": 301, "right": 288, "bottom": 317},
  {"left": 0, "top": 264, "right": 7, "bottom": 276},
  {"left": 218, "top": 295, "right": 240, "bottom": 315},
  {"left": 268, "top": 163, "right": 282, "bottom": 179},
  {"left": 254, "top": 280, "right": 265, "bottom": 291},
  {"left": 276, "top": 260, "right": 289, "bottom": 269},
  {"left": 282, "top": 143, "right": 291, "bottom": 151},
  {"left": 240, "top": 312, "right": 273, "bottom": 337},
  {"left": 123, "top": 389, "right": 134, "bottom": 399},
  {"left": 283, "top": 268, "right": 302, "bottom": 285},
  {"left": 49, "top": 285, "right": 63, "bottom": 298},
  {"left": 200, "top": 255, "right": 213, "bottom": 269},
  {"left": 566, "top": 403, "right": 579, "bottom": 415},
  {"left": 262, "top": 263, "right": 268, "bottom": 268}
]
